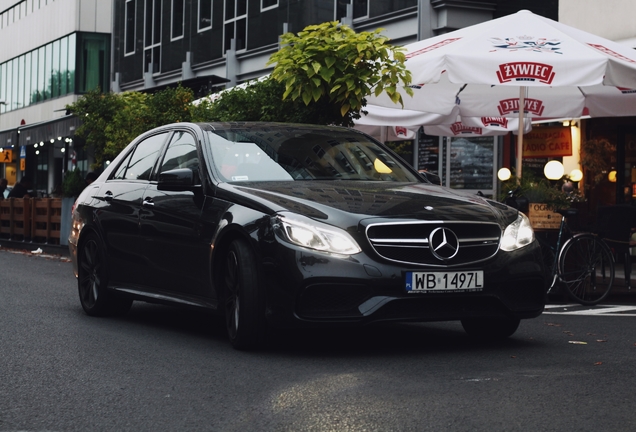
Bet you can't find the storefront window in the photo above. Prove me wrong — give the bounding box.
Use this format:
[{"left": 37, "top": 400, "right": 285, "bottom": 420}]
[{"left": 440, "top": 136, "right": 495, "bottom": 194}]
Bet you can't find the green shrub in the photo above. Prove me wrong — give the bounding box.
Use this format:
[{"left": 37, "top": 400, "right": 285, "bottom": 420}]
[{"left": 62, "top": 168, "right": 86, "bottom": 198}]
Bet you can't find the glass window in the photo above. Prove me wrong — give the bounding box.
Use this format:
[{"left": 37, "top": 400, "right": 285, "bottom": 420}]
[
  {"left": 0, "top": 63, "right": 5, "bottom": 113},
  {"left": 116, "top": 132, "right": 169, "bottom": 181},
  {"left": 171, "top": 0, "right": 184, "bottom": 40},
  {"left": 224, "top": 0, "right": 247, "bottom": 53},
  {"left": 261, "top": 0, "right": 277, "bottom": 10},
  {"left": 144, "top": 0, "right": 161, "bottom": 73},
  {"left": 60, "top": 36, "right": 68, "bottom": 95},
  {"left": 159, "top": 131, "right": 199, "bottom": 175},
  {"left": 17, "top": 56, "right": 24, "bottom": 110},
  {"left": 12, "top": 59, "right": 18, "bottom": 109},
  {"left": 206, "top": 125, "right": 420, "bottom": 182},
  {"left": 144, "top": 0, "right": 153, "bottom": 47},
  {"left": 353, "top": 0, "right": 368, "bottom": 19},
  {"left": 152, "top": 0, "right": 161, "bottom": 45},
  {"left": 443, "top": 136, "right": 494, "bottom": 191},
  {"left": 77, "top": 33, "right": 109, "bottom": 93},
  {"left": 52, "top": 39, "right": 60, "bottom": 97},
  {"left": 198, "top": 0, "right": 212, "bottom": 31},
  {"left": 112, "top": 151, "right": 134, "bottom": 180},
  {"left": 44, "top": 43, "right": 52, "bottom": 100},
  {"left": 125, "top": 0, "right": 136, "bottom": 54},
  {"left": 30, "top": 49, "right": 38, "bottom": 105},
  {"left": 24, "top": 53, "right": 31, "bottom": 108},
  {"left": 68, "top": 33, "right": 76, "bottom": 93},
  {"left": 38, "top": 46, "right": 46, "bottom": 101}
]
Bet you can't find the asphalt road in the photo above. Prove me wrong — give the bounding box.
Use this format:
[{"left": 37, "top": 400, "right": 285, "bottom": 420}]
[{"left": 1, "top": 247, "right": 636, "bottom": 431}]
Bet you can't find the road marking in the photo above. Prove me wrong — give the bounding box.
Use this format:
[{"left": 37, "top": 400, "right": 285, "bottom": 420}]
[{"left": 544, "top": 304, "right": 636, "bottom": 316}]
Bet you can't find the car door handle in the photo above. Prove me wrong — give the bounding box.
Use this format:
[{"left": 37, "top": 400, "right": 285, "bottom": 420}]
[
  {"left": 142, "top": 197, "right": 154, "bottom": 207},
  {"left": 100, "top": 191, "right": 113, "bottom": 202}
]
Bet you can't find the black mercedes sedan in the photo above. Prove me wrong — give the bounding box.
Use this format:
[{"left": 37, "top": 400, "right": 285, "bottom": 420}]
[{"left": 69, "top": 122, "right": 546, "bottom": 350}]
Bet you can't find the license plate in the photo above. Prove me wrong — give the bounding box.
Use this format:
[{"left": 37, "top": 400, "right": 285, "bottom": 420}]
[{"left": 405, "top": 271, "right": 484, "bottom": 293}]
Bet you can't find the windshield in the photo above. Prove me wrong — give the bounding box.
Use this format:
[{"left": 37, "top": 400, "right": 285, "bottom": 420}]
[{"left": 206, "top": 125, "right": 421, "bottom": 183}]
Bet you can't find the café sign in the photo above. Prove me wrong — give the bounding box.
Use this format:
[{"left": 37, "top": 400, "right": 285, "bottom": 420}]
[{"left": 523, "top": 126, "right": 572, "bottom": 158}]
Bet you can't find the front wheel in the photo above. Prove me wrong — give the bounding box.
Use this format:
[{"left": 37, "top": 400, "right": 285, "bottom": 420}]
[
  {"left": 78, "top": 233, "right": 132, "bottom": 316},
  {"left": 558, "top": 234, "right": 614, "bottom": 305},
  {"left": 221, "top": 239, "right": 267, "bottom": 350},
  {"left": 461, "top": 317, "right": 520, "bottom": 340}
]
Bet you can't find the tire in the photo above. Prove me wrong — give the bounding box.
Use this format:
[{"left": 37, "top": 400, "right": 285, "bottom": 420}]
[
  {"left": 461, "top": 317, "right": 520, "bottom": 340},
  {"left": 558, "top": 234, "right": 614, "bottom": 305},
  {"left": 537, "top": 236, "right": 556, "bottom": 289},
  {"left": 221, "top": 239, "right": 267, "bottom": 350},
  {"left": 78, "top": 233, "right": 133, "bottom": 316}
]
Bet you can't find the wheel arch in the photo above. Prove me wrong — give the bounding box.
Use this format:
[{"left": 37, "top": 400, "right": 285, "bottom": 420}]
[{"left": 210, "top": 222, "right": 264, "bottom": 300}]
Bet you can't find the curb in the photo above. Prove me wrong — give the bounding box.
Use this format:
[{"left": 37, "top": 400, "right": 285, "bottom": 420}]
[{"left": 0, "top": 239, "right": 70, "bottom": 257}]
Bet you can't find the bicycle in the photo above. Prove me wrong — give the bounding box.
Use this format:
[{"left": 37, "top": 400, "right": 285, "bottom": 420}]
[{"left": 537, "top": 208, "right": 615, "bottom": 305}]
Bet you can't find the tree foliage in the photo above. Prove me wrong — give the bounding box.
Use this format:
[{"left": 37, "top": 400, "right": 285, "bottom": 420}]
[
  {"left": 268, "top": 21, "right": 413, "bottom": 116},
  {"left": 196, "top": 77, "right": 359, "bottom": 126},
  {"left": 66, "top": 85, "right": 197, "bottom": 167}
]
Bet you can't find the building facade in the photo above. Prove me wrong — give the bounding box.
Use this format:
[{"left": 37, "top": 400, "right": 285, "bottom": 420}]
[
  {"left": 558, "top": 0, "right": 636, "bottom": 208},
  {"left": 0, "top": 0, "right": 111, "bottom": 194}
]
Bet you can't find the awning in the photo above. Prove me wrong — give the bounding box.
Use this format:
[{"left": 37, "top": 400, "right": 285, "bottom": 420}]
[
  {"left": 0, "top": 128, "right": 18, "bottom": 148},
  {"left": 18, "top": 115, "right": 81, "bottom": 146}
]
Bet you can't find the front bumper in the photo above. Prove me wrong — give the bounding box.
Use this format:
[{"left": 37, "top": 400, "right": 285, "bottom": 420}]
[{"left": 261, "top": 239, "right": 546, "bottom": 328}]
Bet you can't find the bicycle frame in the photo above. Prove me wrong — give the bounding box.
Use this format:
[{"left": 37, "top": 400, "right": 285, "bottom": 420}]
[{"left": 543, "top": 209, "right": 615, "bottom": 304}]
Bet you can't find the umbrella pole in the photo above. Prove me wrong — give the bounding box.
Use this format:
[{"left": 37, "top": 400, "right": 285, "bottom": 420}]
[{"left": 516, "top": 86, "right": 527, "bottom": 179}]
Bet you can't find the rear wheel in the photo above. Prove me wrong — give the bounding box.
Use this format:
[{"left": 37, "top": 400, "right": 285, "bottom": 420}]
[
  {"left": 78, "top": 233, "right": 132, "bottom": 316},
  {"left": 221, "top": 239, "right": 267, "bottom": 350},
  {"left": 461, "top": 317, "right": 520, "bottom": 340},
  {"left": 559, "top": 234, "right": 614, "bottom": 305}
]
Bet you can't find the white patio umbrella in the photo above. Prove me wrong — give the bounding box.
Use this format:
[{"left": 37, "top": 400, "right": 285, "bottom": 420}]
[
  {"left": 367, "top": 9, "right": 636, "bottom": 177},
  {"left": 355, "top": 103, "right": 532, "bottom": 140}
]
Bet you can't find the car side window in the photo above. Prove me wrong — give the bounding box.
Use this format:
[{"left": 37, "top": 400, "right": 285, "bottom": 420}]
[
  {"left": 158, "top": 131, "right": 199, "bottom": 177},
  {"left": 112, "top": 132, "right": 169, "bottom": 180}
]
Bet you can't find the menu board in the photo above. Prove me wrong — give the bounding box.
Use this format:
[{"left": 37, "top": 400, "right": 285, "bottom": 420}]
[
  {"left": 417, "top": 133, "right": 439, "bottom": 173},
  {"left": 449, "top": 136, "right": 494, "bottom": 190}
]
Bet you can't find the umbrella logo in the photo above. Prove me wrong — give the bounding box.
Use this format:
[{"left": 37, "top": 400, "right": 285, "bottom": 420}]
[
  {"left": 481, "top": 117, "right": 508, "bottom": 128},
  {"left": 489, "top": 37, "right": 561, "bottom": 54},
  {"left": 406, "top": 38, "right": 461, "bottom": 60},
  {"left": 395, "top": 126, "right": 408, "bottom": 136},
  {"left": 587, "top": 44, "right": 636, "bottom": 63},
  {"left": 497, "top": 62, "right": 555, "bottom": 84},
  {"left": 450, "top": 123, "right": 483, "bottom": 135},
  {"left": 497, "top": 97, "right": 545, "bottom": 116}
]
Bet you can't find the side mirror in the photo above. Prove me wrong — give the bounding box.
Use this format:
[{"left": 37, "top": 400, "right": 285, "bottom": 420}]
[{"left": 157, "top": 168, "right": 198, "bottom": 191}]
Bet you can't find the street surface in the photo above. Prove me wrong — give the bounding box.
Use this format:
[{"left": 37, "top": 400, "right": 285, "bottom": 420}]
[{"left": 1, "top": 246, "right": 636, "bottom": 431}]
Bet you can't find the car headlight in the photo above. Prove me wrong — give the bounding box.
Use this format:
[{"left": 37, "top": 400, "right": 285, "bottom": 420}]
[
  {"left": 274, "top": 213, "right": 361, "bottom": 255},
  {"left": 500, "top": 212, "right": 535, "bottom": 251}
]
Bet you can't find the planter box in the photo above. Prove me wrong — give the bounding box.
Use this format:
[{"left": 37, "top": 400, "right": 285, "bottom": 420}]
[{"left": 527, "top": 203, "right": 561, "bottom": 230}]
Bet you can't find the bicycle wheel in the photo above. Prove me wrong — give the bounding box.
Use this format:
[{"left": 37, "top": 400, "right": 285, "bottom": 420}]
[{"left": 558, "top": 234, "right": 614, "bottom": 305}]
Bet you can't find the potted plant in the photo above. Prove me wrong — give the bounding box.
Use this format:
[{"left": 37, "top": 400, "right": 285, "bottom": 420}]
[{"left": 500, "top": 173, "right": 586, "bottom": 230}]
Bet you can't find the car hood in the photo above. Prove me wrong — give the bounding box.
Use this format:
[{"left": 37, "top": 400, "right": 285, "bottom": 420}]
[{"left": 217, "top": 181, "right": 515, "bottom": 228}]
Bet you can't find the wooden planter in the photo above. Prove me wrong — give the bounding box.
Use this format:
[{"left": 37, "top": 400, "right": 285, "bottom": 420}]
[{"left": 0, "top": 198, "right": 62, "bottom": 244}]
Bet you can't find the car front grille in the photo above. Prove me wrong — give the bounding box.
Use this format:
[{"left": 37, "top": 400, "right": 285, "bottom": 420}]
[{"left": 366, "top": 221, "right": 501, "bottom": 267}]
